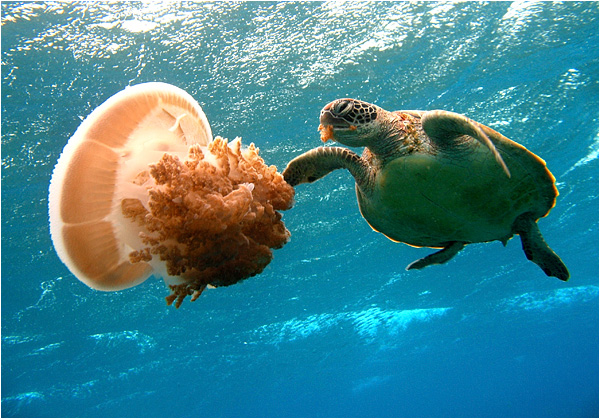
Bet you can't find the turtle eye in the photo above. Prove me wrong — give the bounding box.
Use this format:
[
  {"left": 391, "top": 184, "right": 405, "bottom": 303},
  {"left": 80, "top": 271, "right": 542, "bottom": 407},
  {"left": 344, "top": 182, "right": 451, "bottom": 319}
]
[{"left": 332, "top": 100, "right": 353, "bottom": 117}]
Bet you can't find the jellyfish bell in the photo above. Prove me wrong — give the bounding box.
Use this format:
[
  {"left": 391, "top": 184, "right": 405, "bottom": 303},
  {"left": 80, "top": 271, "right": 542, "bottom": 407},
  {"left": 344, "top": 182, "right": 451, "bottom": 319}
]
[
  {"left": 48, "top": 82, "right": 294, "bottom": 307},
  {"left": 49, "top": 82, "right": 207, "bottom": 291}
]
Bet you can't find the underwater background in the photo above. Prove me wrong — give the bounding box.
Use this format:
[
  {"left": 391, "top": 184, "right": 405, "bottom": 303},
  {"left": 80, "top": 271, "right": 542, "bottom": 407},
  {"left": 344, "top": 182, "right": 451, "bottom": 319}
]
[{"left": 1, "top": 1, "right": 598, "bottom": 417}]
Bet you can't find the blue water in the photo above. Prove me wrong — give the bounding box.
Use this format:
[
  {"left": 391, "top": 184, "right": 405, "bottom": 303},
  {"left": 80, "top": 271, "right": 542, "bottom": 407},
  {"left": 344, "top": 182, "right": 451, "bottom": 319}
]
[{"left": 1, "top": 1, "right": 598, "bottom": 417}]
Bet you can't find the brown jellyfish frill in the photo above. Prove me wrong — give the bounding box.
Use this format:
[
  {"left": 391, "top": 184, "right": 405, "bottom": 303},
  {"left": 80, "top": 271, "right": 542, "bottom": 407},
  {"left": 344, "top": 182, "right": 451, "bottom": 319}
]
[
  {"left": 318, "top": 124, "right": 334, "bottom": 142},
  {"left": 48, "top": 82, "right": 294, "bottom": 308},
  {"left": 126, "top": 137, "right": 294, "bottom": 308}
]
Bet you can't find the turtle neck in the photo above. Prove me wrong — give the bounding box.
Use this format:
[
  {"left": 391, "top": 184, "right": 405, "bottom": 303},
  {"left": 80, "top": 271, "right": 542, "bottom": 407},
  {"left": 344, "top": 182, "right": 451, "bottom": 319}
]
[{"left": 364, "top": 112, "right": 427, "bottom": 165}]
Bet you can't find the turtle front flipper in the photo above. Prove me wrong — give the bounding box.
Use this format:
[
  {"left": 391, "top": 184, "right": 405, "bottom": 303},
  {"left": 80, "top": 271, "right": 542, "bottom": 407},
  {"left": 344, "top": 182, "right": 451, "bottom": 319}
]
[
  {"left": 406, "top": 241, "right": 466, "bottom": 271},
  {"left": 421, "top": 110, "right": 511, "bottom": 178},
  {"left": 283, "top": 146, "right": 373, "bottom": 189},
  {"left": 512, "top": 213, "right": 570, "bottom": 281}
]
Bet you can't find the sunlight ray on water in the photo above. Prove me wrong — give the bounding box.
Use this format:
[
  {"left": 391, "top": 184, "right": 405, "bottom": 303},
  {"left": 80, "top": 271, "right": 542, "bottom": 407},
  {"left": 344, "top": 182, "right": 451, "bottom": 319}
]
[{"left": 250, "top": 306, "right": 451, "bottom": 345}]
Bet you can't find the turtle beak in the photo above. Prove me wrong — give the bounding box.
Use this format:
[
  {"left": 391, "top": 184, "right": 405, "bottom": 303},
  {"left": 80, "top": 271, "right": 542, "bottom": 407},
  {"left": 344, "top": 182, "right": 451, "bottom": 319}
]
[{"left": 319, "top": 102, "right": 356, "bottom": 142}]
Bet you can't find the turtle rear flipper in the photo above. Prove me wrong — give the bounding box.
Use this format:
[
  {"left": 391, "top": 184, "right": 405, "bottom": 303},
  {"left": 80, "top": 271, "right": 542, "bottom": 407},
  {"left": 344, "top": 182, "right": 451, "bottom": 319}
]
[
  {"left": 406, "top": 241, "right": 465, "bottom": 271},
  {"left": 513, "top": 213, "right": 569, "bottom": 281}
]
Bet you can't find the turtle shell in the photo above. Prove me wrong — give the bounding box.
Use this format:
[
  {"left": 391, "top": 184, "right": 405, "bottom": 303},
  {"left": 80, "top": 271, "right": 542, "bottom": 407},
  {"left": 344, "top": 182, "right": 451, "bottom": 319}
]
[{"left": 355, "top": 119, "right": 558, "bottom": 248}]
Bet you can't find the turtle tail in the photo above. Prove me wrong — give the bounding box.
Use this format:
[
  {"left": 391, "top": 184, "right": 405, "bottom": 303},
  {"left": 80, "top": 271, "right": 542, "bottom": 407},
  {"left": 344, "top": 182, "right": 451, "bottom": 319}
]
[{"left": 513, "top": 213, "right": 570, "bottom": 281}]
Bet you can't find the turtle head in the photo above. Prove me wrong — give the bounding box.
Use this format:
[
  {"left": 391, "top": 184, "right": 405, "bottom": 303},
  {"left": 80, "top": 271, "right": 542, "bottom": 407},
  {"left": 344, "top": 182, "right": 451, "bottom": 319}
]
[{"left": 319, "top": 98, "right": 390, "bottom": 147}]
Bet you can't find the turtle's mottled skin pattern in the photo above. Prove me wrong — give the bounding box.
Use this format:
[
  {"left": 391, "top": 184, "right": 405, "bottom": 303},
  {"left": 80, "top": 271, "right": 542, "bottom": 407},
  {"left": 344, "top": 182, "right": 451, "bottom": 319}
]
[{"left": 283, "top": 98, "right": 569, "bottom": 281}]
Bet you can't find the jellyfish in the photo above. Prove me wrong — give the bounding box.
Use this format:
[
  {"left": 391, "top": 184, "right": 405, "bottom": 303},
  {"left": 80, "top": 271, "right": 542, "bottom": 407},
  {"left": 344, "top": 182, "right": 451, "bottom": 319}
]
[{"left": 48, "top": 83, "right": 294, "bottom": 308}]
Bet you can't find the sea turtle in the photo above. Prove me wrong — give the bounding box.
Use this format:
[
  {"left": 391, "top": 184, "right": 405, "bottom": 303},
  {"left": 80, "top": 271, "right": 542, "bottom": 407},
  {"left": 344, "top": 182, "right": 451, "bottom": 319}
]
[{"left": 282, "top": 98, "right": 569, "bottom": 280}]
